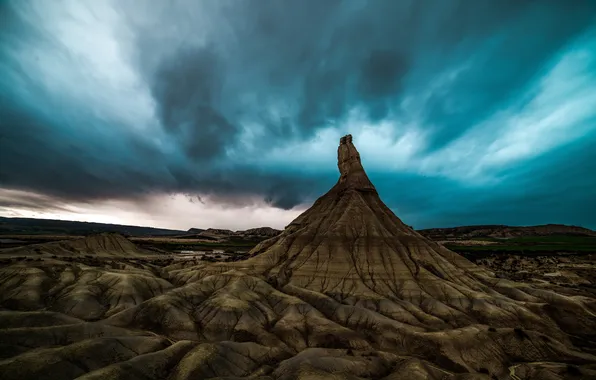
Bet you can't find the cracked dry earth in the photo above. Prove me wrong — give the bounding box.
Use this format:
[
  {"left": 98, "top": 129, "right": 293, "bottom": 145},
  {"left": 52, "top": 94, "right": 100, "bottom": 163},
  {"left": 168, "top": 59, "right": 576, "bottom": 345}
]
[{"left": 1, "top": 136, "right": 596, "bottom": 380}]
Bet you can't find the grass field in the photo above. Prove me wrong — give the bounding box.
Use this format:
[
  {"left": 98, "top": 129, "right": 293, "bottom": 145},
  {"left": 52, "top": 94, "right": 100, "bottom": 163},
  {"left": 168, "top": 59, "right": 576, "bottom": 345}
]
[{"left": 446, "top": 235, "right": 596, "bottom": 255}]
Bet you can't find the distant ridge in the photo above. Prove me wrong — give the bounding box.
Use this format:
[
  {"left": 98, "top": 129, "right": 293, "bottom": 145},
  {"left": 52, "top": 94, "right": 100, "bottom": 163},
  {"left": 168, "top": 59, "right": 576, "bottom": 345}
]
[
  {"left": 187, "top": 228, "right": 205, "bottom": 234},
  {"left": 3, "top": 217, "right": 594, "bottom": 241},
  {"left": 0, "top": 217, "right": 185, "bottom": 237},
  {"left": 419, "top": 224, "right": 596, "bottom": 240}
]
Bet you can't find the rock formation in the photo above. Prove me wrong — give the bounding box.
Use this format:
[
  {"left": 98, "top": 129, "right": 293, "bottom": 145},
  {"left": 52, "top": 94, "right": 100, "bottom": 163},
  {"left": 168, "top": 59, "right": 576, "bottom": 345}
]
[
  {"left": 0, "top": 135, "right": 595, "bottom": 379},
  {"left": 239, "top": 227, "right": 282, "bottom": 238},
  {"left": 2, "top": 232, "right": 153, "bottom": 257},
  {"left": 187, "top": 227, "right": 205, "bottom": 234},
  {"left": 183, "top": 227, "right": 282, "bottom": 241}
]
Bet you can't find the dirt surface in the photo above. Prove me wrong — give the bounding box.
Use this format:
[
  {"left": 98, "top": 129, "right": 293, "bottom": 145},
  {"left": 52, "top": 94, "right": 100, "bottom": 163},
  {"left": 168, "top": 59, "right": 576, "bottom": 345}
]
[{"left": 469, "top": 252, "right": 596, "bottom": 290}]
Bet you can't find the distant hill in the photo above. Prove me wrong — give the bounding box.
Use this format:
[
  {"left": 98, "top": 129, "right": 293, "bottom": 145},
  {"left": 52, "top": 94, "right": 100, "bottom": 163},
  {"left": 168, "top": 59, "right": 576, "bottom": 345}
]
[
  {"left": 187, "top": 228, "right": 205, "bottom": 234},
  {"left": 3, "top": 216, "right": 594, "bottom": 243},
  {"left": 180, "top": 227, "right": 282, "bottom": 241},
  {"left": 418, "top": 224, "right": 596, "bottom": 240},
  {"left": 0, "top": 217, "right": 185, "bottom": 237},
  {"left": 240, "top": 227, "right": 281, "bottom": 238}
]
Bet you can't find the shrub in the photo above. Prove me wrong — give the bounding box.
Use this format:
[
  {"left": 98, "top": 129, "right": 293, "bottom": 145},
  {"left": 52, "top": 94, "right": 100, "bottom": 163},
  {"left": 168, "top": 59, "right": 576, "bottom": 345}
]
[{"left": 488, "top": 327, "right": 497, "bottom": 332}]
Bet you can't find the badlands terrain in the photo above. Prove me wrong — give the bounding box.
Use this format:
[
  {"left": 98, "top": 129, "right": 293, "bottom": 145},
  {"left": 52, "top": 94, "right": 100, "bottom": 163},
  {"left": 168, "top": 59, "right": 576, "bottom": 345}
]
[{"left": 1, "top": 135, "right": 596, "bottom": 379}]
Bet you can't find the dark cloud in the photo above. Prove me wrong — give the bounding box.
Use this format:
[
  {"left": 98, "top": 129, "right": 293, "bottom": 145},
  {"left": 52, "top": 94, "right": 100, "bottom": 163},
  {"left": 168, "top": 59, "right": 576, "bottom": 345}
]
[
  {"left": 0, "top": 111, "right": 157, "bottom": 201},
  {"left": 1, "top": 0, "right": 596, "bottom": 227},
  {"left": 396, "top": 138, "right": 596, "bottom": 229},
  {"left": 0, "top": 91, "right": 320, "bottom": 208},
  {"left": 151, "top": 46, "right": 237, "bottom": 159},
  {"left": 120, "top": 0, "right": 596, "bottom": 147}
]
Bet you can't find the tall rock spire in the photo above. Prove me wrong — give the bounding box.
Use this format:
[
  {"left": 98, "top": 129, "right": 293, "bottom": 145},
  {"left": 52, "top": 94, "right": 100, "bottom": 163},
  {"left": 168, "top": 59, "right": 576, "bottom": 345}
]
[
  {"left": 336, "top": 134, "right": 376, "bottom": 192},
  {"left": 240, "top": 134, "right": 486, "bottom": 297}
]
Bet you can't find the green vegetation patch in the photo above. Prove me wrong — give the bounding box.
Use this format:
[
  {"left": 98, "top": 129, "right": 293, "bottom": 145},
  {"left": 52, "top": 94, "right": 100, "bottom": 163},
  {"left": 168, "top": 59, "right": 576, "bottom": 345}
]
[
  {"left": 446, "top": 244, "right": 596, "bottom": 252},
  {"left": 447, "top": 235, "right": 596, "bottom": 254}
]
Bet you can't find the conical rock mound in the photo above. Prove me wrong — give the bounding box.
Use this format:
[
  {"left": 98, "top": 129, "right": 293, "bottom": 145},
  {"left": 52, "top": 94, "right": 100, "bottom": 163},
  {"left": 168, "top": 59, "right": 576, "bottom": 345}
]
[{"left": 242, "top": 135, "right": 484, "bottom": 298}]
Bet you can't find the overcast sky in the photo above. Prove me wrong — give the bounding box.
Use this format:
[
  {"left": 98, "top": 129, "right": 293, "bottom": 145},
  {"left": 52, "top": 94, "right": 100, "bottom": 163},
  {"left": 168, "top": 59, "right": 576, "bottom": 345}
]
[{"left": 1, "top": 0, "right": 596, "bottom": 231}]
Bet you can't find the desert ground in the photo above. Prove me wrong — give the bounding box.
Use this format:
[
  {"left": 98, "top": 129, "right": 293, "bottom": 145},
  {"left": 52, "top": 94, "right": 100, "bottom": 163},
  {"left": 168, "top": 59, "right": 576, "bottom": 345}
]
[{"left": 1, "top": 136, "right": 595, "bottom": 380}]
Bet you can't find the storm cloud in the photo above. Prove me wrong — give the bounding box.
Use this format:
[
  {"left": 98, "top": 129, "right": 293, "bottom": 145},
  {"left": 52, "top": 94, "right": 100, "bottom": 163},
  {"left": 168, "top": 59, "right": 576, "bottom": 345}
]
[{"left": 1, "top": 0, "right": 596, "bottom": 229}]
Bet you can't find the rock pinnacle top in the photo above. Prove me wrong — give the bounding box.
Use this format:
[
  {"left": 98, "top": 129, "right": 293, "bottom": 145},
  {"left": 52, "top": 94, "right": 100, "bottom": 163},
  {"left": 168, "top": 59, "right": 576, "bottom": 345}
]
[{"left": 336, "top": 134, "right": 376, "bottom": 192}]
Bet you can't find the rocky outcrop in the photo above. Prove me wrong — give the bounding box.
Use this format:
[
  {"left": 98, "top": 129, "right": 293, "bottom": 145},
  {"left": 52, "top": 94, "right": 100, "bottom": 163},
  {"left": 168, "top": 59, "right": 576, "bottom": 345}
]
[
  {"left": 186, "top": 228, "right": 204, "bottom": 234},
  {"left": 181, "top": 226, "right": 282, "bottom": 241},
  {"left": 196, "top": 228, "right": 235, "bottom": 239},
  {"left": 238, "top": 227, "right": 281, "bottom": 238}
]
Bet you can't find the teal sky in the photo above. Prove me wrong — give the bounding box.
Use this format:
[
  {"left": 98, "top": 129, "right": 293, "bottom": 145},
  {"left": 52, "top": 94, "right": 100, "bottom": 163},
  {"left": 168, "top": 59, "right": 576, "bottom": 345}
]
[{"left": 1, "top": 1, "right": 596, "bottom": 230}]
